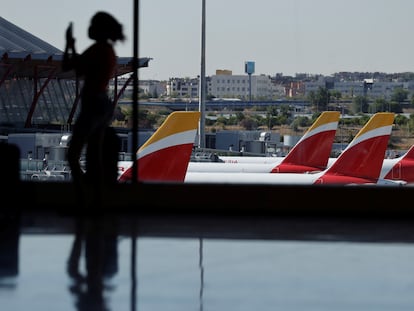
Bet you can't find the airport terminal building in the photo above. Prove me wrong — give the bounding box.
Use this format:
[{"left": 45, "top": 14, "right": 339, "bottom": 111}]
[{"left": 0, "top": 15, "right": 150, "bottom": 131}]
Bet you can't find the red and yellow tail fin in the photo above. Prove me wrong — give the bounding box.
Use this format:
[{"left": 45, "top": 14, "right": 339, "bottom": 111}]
[
  {"left": 315, "top": 112, "right": 394, "bottom": 184},
  {"left": 118, "top": 111, "right": 200, "bottom": 182},
  {"left": 382, "top": 144, "right": 414, "bottom": 182},
  {"left": 272, "top": 111, "right": 340, "bottom": 173}
]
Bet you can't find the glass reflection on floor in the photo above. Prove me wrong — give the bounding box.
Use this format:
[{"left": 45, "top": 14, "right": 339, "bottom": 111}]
[{"left": 2, "top": 225, "right": 414, "bottom": 311}]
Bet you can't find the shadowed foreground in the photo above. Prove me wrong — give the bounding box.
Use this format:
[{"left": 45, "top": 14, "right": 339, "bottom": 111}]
[{"left": 12, "top": 181, "right": 414, "bottom": 243}]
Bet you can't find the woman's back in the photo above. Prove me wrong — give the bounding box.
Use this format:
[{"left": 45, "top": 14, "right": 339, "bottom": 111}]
[{"left": 79, "top": 42, "right": 116, "bottom": 94}]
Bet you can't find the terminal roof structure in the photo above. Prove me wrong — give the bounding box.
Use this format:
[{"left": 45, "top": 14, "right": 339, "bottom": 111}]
[
  {"left": 0, "top": 16, "right": 151, "bottom": 129},
  {"left": 0, "top": 15, "right": 150, "bottom": 79}
]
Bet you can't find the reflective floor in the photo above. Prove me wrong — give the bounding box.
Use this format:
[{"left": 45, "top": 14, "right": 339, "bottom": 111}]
[{"left": 2, "top": 228, "right": 414, "bottom": 311}]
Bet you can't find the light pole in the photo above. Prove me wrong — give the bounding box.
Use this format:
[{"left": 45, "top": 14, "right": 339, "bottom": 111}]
[
  {"left": 338, "top": 105, "right": 344, "bottom": 151},
  {"left": 198, "top": 0, "right": 206, "bottom": 148},
  {"left": 188, "top": 81, "right": 192, "bottom": 111},
  {"left": 248, "top": 73, "right": 252, "bottom": 103}
]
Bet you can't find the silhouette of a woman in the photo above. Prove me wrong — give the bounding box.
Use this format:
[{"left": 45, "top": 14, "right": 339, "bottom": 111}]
[{"left": 62, "top": 12, "right": 125, "bottom": 203}]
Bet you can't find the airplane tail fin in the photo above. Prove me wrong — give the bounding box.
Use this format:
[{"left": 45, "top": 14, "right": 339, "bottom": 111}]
[
  {"left": 271, "top": 111, "right": 340, "bottom": 173},
  {"left": 316, "top": 112, "right": 395, "bottom": 183},
  {"left": 404, "top": 145, "right": 414, "bottom": 160},
  {"left": 382, "top": 144, "right": 414, "bottom": 182},
  {"left": 401, "top": 144, "right": 414, "bottom": 160},
  {"left": 118, "top": 111, "right": 200, "bottom": 182}
]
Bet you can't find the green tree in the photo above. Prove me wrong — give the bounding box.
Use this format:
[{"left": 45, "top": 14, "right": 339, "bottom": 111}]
[
  {"left": 352, "top": 95, "right": 368, "bottom": 113},
  {"left": 265, "top": 105, "right": 279, "bottom": 130},
  {"left": 137, "top": 109, "right": 160, "bottom": 128},
  {"left": 330, "top": 90, "right": 342, "bottom": 103},
  {"left": 307, "top": 87, "right": 330, "bottom": 112},
  {"left": 240, "top": 117, "right": 257, "bottom": 130},
  {"left": 292, "top": 116, "right": 312, "bottom": 131},
  {"left": 395, "top": 114, "right": 408, "bottom": 127},
  {"left": 370, "top": 98, "right": 388, "bottom": 113},
  {"left": 391, "top": 87, "right": 408, "bottom": 104},
  {"left": 408, "top": 114, "right": 414, "bottom": 135},
  {"left": 388, "top": 101, "right": 403, "bottom": 113},
  {"left": 307, "top": 90, "right": 317, "bottom": 108}
]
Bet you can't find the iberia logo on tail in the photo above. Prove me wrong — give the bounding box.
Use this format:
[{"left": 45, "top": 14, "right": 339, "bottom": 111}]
[{"left": 118, "top": 111, "right": 200, "bottom": 182}]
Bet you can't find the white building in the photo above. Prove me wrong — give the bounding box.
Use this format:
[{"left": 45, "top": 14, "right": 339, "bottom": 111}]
[
  {"left": 109, "top": 78, "right": 167, "bottom": 99},
  {"left": 209, "top": 73, "right": 273, "bottom": 100},
  {"left": 166, "top": 77, "right": 200, "bottom": 98}
]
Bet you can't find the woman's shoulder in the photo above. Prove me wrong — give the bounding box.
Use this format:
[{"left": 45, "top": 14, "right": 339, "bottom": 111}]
[
  {"left": 84, "top": 41, "right": 114, "bottom": 51},
  {"left": 82, "top": 42, "right": 115, "bottom": 58}
]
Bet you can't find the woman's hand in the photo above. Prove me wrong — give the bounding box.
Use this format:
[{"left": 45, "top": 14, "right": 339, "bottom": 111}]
[{"left": 65, "top": 22, "right": 75, "bottom": 49}]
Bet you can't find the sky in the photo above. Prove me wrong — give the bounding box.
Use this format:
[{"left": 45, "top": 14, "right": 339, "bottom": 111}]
[{"left": 3, "top": 0, "right": 414, "bottom": 81}]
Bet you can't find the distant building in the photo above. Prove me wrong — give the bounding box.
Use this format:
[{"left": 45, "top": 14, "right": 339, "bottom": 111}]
[
  {"left": 166, "top": 70, "right": 275, "bottom": 100},
  {"left": 162, "top": 72, "right": 414, "bottom": 102},
  {"left": 210, "top": 70, "right": 273, "bottom": 100},
  {"left": 109, "top": 78, "right": 167, "bottom": 99},
  {"left": 139, "top": 80, "right": 167, "bottom": 97},
  {"left": 166, "top": 77, "right": 201, "bottom": 98},
  {"left": 304, "top": 79, "right": 414, "bottom": 100}
]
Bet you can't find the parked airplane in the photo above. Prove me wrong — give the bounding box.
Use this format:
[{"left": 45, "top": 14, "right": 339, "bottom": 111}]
[
  {"left": 317, "top": 144, "right": 414, "bottom": 184},
  {"left": 190, "top": 111, "right": 414, "bottom": 184},
  {"left": 379, "top": 144, "right": 414, "bottom": 183},
  {"left": 185, "top": 113, "right": 406, "bottom": 185},
  {"left": 118, "top": 111, "right": 200, "bottom": 182},
  {"left": 188, "top": 111, "right": 340, "bottom": 173}
]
